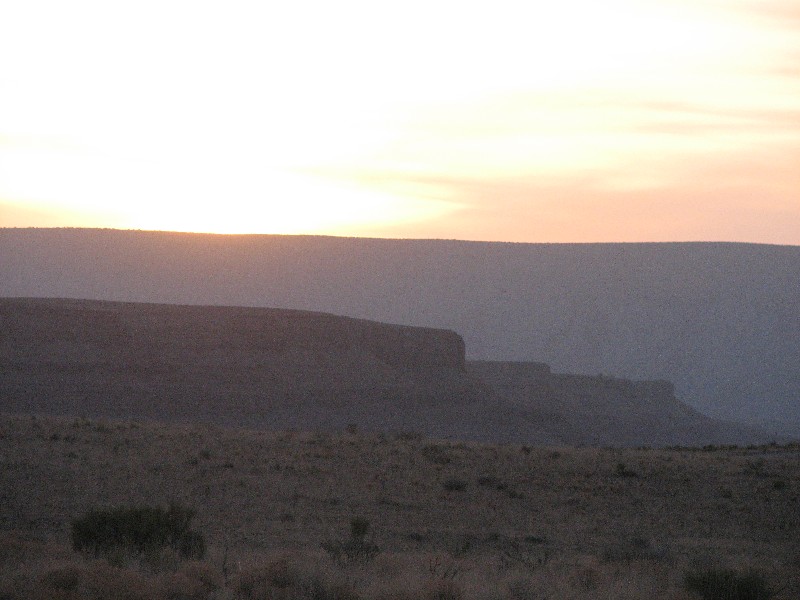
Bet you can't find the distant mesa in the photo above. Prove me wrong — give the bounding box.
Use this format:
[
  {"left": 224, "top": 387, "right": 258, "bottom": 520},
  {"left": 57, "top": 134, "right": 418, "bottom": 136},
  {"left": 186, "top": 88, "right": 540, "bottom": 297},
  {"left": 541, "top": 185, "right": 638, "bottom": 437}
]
[
  {"left": 468, "top": 361, "right": 757, "bottom": 447},
  {"left": 1, "top": 228, "right": 798, "bottom": 433},
  {"left": 0, "top": 297, "right": 771, "bottom": 447}
]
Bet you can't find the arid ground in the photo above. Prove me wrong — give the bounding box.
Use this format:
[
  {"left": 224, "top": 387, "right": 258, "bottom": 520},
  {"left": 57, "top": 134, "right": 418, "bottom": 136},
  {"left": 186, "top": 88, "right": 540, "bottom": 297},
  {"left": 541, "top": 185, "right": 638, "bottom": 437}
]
[{"left": 1, "top": 413, "right": 798, "bottom": 599}]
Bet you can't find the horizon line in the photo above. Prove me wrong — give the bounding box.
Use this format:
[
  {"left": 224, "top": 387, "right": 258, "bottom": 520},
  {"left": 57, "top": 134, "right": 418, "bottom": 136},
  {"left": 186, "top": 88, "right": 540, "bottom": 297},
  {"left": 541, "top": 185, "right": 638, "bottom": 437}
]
[{"left": 2, "top": 226, "right": 799, "bottom": 248}]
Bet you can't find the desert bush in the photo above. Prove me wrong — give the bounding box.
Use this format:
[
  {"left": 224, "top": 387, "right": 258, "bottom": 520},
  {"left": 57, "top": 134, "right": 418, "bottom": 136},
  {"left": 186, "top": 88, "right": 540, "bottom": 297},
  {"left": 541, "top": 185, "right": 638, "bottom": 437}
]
[
  {"left": 33, "top": 561, "right": 157, "bottom": 600},
  {"left": 322, "top": 518, "right": 380, "bottom": 567},
  {"left": 427, "top": 555, "right": 465, "bottom": 581},
  {"left": 422, "top": 579, "right": 463, "bottom": 600},
  {"left": 600, "top": 536, "right": 669, "bottom": 563},
  {"left": 421, "top": 444, "right": 451, "bottom": 465},
  {"left": 442, "top": 479, "right": 467, "bottom": 492},
  {"left": 615, "top": 462, "right": 638, "bottom": 478},
  {"left": 236, "top": 557, "right": 358, "bottom": 600},
  {"left": 476, "top": 475, "right": 504, "bottom": 489},
  {"left": 350, "top": 517, "right": 370, "bottom": 542},
  {"left": 684, "top": 567, "right": 774, "bottom": 600},
  {"left": 321, "top": 538, "right": 380, "bottom": 567},
  {"left": 394, "top": 431, "right": 423, "bottom": 441},
  {"left": 71, "top": 503, "right": 205, "bottom": 561},
  {"left": 499, "top": 539, "right": 551, "bottom": 573}
]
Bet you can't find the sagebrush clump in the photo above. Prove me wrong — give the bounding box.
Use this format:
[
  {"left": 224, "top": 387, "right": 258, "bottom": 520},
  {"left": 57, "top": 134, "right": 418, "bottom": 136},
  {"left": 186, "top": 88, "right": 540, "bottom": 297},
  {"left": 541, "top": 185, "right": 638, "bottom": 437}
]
[
  {"left": 71, "top": 503, "right": 205, "bottom": 561},
  {"left": 321, "top": 517, "right": 380, "bottom": 566},
  {"left": 684, "top": 566, "right": 775, "bottom": 600}
]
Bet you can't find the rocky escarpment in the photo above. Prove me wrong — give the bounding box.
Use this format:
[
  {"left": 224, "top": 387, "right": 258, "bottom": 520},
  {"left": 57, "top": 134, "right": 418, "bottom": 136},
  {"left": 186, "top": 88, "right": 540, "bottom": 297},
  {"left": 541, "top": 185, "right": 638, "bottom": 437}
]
[
  {"left": 468, "top": 361, "right": 764, "bottom": 446},
  {"left": 0, "top": 298, "right": 472, "bottom": 431},
  {"left": 2, "top": 298, "right": 560, "bottom": 444},
  {"left": 0, "top": 298, "right": 772, "bottom": 446}
]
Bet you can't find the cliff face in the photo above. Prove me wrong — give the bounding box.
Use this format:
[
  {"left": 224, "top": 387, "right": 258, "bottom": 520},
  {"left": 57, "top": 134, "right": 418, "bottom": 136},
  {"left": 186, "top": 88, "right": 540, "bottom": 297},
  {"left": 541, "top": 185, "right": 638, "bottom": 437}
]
[
  {"left": 0, "top": 298, "right": 771, "bottom": 446},
  {"left": 468, "top": 361, "right": 761, "bottom": 447},
  {"left": 0, "top": 298, "right": 467, "bottom": 428},
  {"left": 1, "top": 298, "right": 464, "bottom": 371}
]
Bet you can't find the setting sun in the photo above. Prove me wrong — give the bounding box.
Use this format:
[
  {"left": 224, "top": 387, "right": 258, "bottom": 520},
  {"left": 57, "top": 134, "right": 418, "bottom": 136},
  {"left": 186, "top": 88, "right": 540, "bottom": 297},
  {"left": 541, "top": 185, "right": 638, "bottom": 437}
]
[
  {"left": 0, "top": 137, "right": 458, "bottom": 234},
  {"left": 1, "top": 0, "right": 798, "bottom": 242}
]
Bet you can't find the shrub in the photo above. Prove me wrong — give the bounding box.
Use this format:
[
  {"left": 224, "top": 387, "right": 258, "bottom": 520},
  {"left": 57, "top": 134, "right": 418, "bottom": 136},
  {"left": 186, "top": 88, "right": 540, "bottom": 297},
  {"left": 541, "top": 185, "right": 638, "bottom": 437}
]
[
  {"left": 71, "top": 503, "right": 205, "bottom": 561},
  {"left": 37, "top": 561, "right": 157, "bottom": 600},
  {"left": 322, "top": 518, "right": 379, "bottom": 566},
  {"left": 615, "top": 463, "right": 638, "bottom": 478},
  {"left": 684, "top": 567, "right": 775, "bottom": 600},
  {"left": 236, "top": 560, "right": 359, "bottom": 600},
  {"left": 601, "top": 536, "right": 669, "bottom": 563},
  {"left": 423, "top": 579, "right": 463, "bottom": 600},
  {"left": 421, "top": 444, "right": 451, "bottom": 465},
  {"left": 476, "top": 475, "right": 505, "bottom": 489},
  {"left": 442, "top": 479, "right": 467, "bottom": 492},
  {"left": 350, "top": 517, "right": 370, "bottom": 542},
  {"left": 236, "top": 557, "right": 303, "bottom": 595}
]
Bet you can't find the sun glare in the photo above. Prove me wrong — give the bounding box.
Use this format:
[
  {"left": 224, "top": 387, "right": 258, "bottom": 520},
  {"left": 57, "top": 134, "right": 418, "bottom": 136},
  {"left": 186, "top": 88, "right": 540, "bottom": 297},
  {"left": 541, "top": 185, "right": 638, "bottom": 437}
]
[
  {"left": 0, "top": 138, "right": 458, "bottom": 234},
  {"left": 1, "top": 0, "right": 798, "bottom": 241}
]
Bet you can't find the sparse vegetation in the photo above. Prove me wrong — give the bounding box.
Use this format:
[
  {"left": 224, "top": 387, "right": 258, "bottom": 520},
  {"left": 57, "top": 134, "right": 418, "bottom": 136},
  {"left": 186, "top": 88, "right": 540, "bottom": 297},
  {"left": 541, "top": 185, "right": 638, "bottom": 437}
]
[
  {"left": 442, "top": 478, "right": 468, "bottom": 492},
  {"left": 321, "top": 517, "right": 380, "bottom": 567},
  {"left": 476, "top": 475, "right": 505, "bottom": 489},
  {"left": 421, "top": 444, "right": 452, "bottom": 465},
  {"left": 71, "top": 503, "right": 205, "bottom": 562},
  {"left": 2, "top": 414, "right": 799, "bottom": 599},
  {"left": 684, "top": 566, "right": 775, "bottom": 600},
  {"left": 615, "top": 462, "right": 639, "bottom": 478}
]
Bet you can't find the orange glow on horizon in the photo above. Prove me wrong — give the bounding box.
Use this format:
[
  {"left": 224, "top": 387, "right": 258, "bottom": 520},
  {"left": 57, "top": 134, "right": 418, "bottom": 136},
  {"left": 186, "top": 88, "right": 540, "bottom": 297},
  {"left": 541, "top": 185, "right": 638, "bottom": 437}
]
[{"left": 1, "top": 0, "right": 798, "bottom": 243}]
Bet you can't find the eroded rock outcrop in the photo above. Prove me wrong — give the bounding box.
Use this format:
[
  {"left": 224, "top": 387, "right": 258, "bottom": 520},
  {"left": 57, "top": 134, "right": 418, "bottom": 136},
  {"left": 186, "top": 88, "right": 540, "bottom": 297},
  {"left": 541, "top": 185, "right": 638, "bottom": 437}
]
[
  {"left": 468, "top": 361, "right": 763, "bottom": 446},
  {"left": 0, "top": 298, "right": 770, "bottom": 446}
]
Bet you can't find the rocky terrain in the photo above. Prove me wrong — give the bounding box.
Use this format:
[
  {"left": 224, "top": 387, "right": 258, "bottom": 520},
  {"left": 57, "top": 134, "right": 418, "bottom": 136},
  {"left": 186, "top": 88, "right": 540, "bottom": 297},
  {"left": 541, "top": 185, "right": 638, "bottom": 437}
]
[{"left": 1, "top": 297, "right": 769, "bottom": 446}]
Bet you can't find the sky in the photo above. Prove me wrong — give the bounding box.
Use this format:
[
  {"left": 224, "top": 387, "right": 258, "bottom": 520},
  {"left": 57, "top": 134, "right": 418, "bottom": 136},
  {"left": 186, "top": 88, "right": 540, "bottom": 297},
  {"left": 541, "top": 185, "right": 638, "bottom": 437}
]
[{"left": 1, "top": 0, "right": 798, "bottom": 243}]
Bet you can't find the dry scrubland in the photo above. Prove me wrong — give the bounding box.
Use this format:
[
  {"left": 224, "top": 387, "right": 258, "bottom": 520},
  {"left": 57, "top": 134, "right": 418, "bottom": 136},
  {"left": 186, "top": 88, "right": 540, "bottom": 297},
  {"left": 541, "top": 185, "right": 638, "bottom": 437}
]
[{"left": 1, "top": 413, "right": 799, "bottom": 599}]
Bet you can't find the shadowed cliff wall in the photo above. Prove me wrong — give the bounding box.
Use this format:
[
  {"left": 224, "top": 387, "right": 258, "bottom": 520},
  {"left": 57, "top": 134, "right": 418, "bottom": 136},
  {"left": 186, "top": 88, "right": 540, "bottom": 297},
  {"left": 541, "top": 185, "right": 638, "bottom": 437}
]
[{"left": 0, "top": 298, "right": 468, "bottom": 428}]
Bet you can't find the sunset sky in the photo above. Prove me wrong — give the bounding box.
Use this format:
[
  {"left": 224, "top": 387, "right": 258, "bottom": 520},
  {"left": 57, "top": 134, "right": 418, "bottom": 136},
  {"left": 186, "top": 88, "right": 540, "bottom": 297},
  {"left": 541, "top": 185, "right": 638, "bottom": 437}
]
[{"left": 1, "top": 0, "right": 798, "bottom": 243}]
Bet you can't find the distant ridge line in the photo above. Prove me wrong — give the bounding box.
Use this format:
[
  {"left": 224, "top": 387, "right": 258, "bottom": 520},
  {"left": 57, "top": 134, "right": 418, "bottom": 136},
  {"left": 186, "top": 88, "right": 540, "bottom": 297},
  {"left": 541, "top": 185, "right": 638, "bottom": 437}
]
[{"left": 2, "top": 228, "right": 798, "bottom": 432}]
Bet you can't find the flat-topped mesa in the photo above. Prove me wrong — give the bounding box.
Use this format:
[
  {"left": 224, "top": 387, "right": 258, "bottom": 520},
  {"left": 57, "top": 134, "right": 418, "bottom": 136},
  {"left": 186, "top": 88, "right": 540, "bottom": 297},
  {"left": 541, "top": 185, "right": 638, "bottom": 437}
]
[
  {"left": 0, "top": 297, "right": 465, "bottom": 370},
  {"left": 1, "top": 299, "right": 768, "bottom": 446},
  {"left": 466, "top": 360, "right": 752, "bottom": 446},
  {"left": 0, "top": 298, "right": 470, "bottom": 427}
]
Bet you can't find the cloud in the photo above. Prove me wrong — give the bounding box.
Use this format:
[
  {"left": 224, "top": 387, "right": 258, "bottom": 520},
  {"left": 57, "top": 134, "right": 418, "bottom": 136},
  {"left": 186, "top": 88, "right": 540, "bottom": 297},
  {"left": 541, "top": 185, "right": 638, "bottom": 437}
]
[{"left": 344, "top": 137, "right": 800, "bottom": 244}]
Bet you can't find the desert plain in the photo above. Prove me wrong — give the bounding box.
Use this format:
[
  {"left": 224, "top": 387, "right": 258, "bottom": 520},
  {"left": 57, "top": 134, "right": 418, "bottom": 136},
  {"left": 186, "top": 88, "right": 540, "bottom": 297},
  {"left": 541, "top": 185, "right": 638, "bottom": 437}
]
[{"left": 1, "top": 412, "right": 798, "bottom": 599}]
